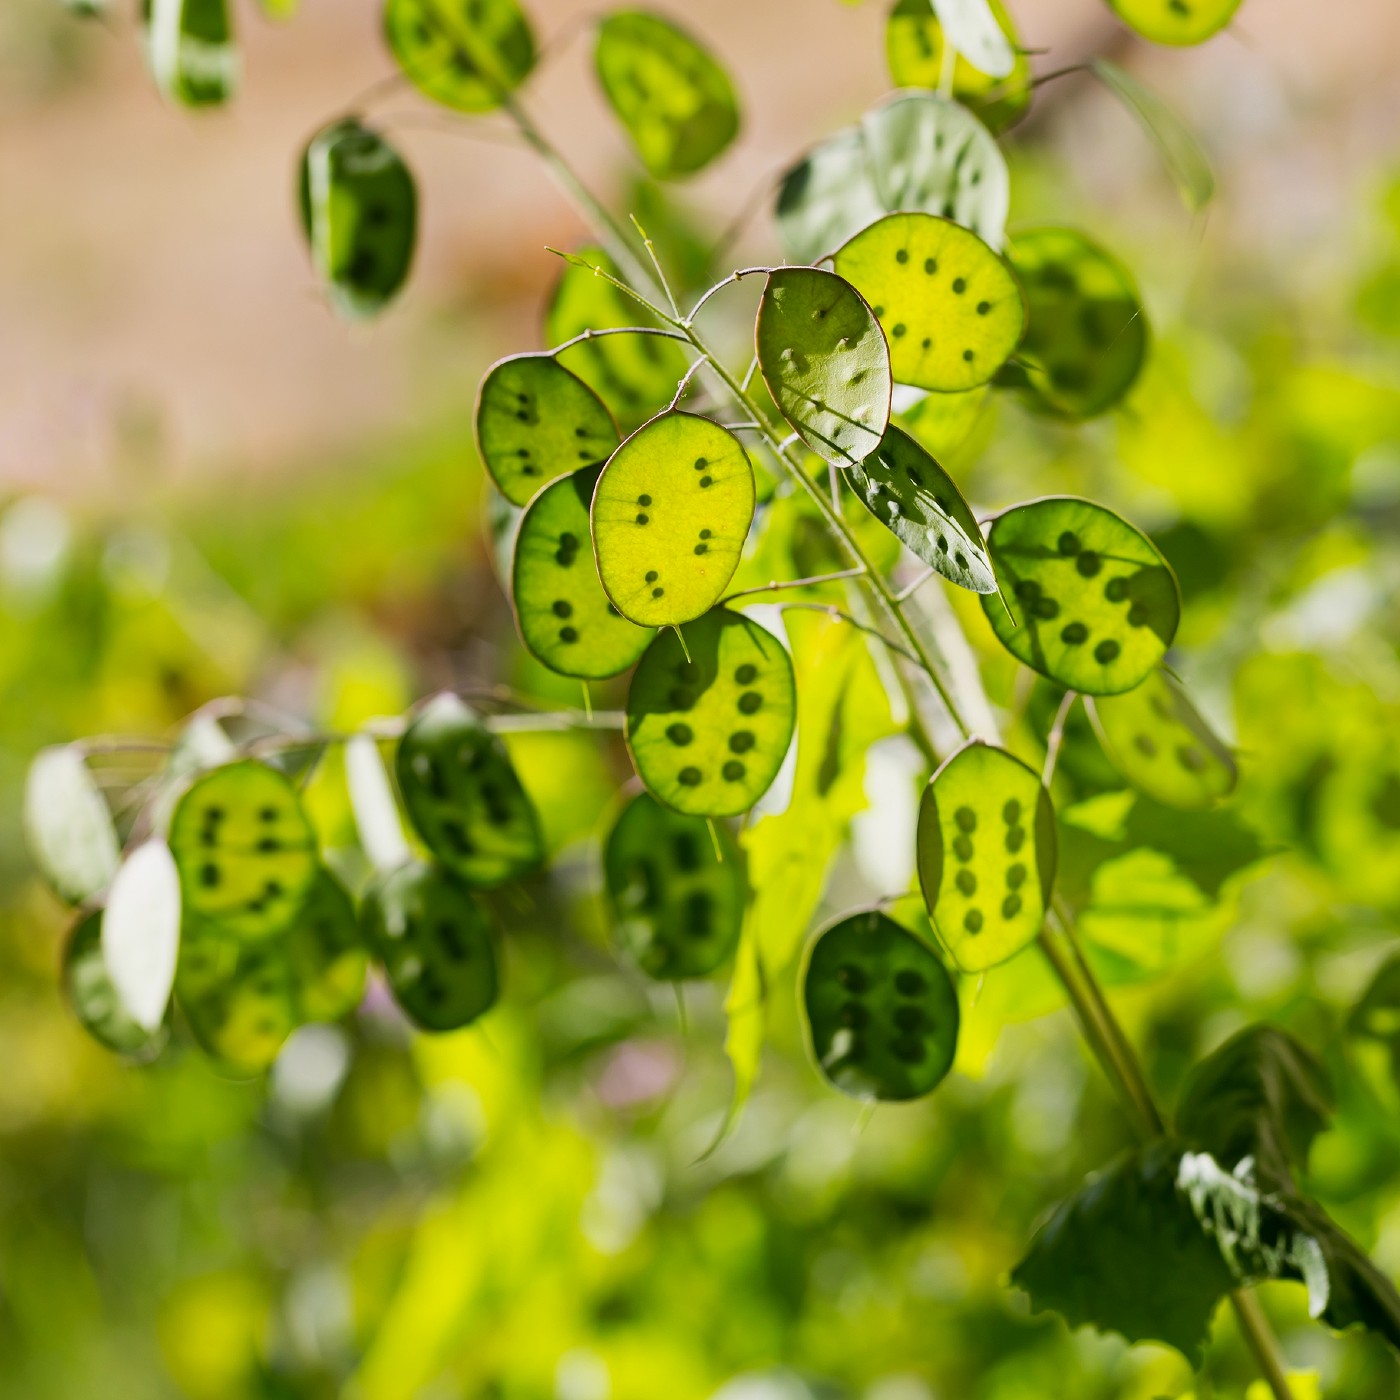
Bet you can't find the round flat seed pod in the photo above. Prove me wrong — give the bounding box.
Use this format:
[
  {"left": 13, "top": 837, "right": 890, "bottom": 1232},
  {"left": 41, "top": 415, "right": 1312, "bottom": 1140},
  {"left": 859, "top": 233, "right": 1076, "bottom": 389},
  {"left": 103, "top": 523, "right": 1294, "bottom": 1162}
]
[
  {"left": 626, "top": 609, "right": 796, "bottom": 817},
  {"left": 603, "top": 792, "right": 744, "bottom": 979},
  {"left": 286, "top": 868, "right": 370, "bottom": 1023},
  {"left": 861, "top": 92, "right": 1009, "bottom": 249},
  {"left": 916, "top": 742, "right": 1056, "bottom": 972},
  {"left": 168, "top": 760, "right": 318, "bottom": 941},
  {"left": 1006, "top": 227, "right": 1148, "bottom": 420},
  {"left": 546, "top": 246, "right": 689, "bottom": 433},
  {"left": 299, "top": 120, "right": 416, "bottom": 321},
  {"left": 756, "top": 267, "right": 892, "bottom": 469},
  {"left": 64, "top": 911, "right": 166, "bottom": 1057},
  {"left": 592, "top": 413, "right": 755, "bottom": 628},
  {"left": 476, "top": 353, "right": 620, "bottom": 506},
  {"left": 513, "top": 464, "right": 653, "bottom": 678},
  {"left": 177, "top": 917, "right": 298, "bottom": 1074},
  {"left": 848, "top": 425, "right": 994, "bottom": 593},
  {"left": 147, "top": 0, "right": 238, "bottom": 107},
  {"left": 980, "top": 497, "right": 1181, "bottom": 696},
  {"left": 834, "top": 213, "right": 1024, "bottom": 393},
  {"left": 802, "top": 909, "right": 959, "bottom": 1101},
  {"left": 360, "top": 861, "right": 499, "bottom": 1031},
  {"left": 383, "top": 0, "right": 535, "bottom": 112},
  {"left": 1087, "top": 669, "right": 1236, "bottom": 809},
  {"left": 395, "top": 693, "right": 544, "bottom": 887},
  {"left": 775, "top": 125, "right": 887, "bottom": 267},
  {"left": 885, "top": 0, "right": 1030, "bottom": 135},
  {"left": 1108, "top": 0, "right": 1241, "bottom": 46},
  {"left": 594, "top": 12, "right": 740, "bottom": 179}
]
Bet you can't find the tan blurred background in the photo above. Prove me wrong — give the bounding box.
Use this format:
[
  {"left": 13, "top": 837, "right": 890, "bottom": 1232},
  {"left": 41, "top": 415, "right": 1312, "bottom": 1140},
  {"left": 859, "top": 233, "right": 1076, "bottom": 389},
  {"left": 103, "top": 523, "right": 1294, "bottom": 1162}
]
[{"left": 0, "top": 0, "right": 1397, "bottom": 497}]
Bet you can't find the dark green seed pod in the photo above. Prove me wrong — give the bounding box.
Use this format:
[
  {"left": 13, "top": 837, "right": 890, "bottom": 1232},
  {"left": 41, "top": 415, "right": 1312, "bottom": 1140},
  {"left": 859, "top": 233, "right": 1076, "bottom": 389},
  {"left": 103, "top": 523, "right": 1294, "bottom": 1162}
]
[
  {"left": 512, "top": 464, "right": 653, "bottom": 679},
  {"left": 802, "top": 909, "right": 959, "bottom": 1101},
  {"left": 980, "top": 496, "right": 1181, "bottom": 696},
  {"left": 626, "top": 609, "right": 796, "bottom": 818},
  {"left": 145, "top": 0, "right": 238, "bottom": 107},
  {"left": 476, "top": 353, "right": 620, "bottom": 507},
  {"left": 360, "top": 861, "right": 499, "bottom": 1032},
  {"left": 917, "top": 742, "right": 1057, "bottom": 972},
  {"left": 168, "top": 760, "right": 319, "bottom": 941},
  {"left": 299, "top": 119, "right": 417, "bottom": 321},
  {"left": 395, "top": 693, "right": 544, "bottom": 888},
  {"left": 64, "top": 910, "right": 166, "bottom": 1057},
  {"left": 603, "top": 792, "right": 744, "bottom": 980},
  {"left": 383, "top": 0, "right": 535, "bottom": 112}
]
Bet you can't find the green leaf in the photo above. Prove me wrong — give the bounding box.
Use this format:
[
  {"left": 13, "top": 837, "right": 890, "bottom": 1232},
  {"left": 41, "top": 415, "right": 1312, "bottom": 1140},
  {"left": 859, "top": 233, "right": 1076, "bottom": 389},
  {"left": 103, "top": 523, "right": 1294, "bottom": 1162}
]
[
  {"left": 626, "top": 608, "right": 796, "bottom": 817},
  {"left": 802, "top": 909, "right": 959, "bottom": 1101},
  {"left": 886, "top": 0, "right": 1030, "bottom": 134},
  {"left": 916, "top": 741, "right": 1055, "bottom": 971},
  {"left": 395, "top": 693, "right": 544, "bottom": 888},
  {"left": 1176, "top": 1026, "right": 1334, "bottom": 1193},
  {"left": 545, "top": 247, "right": 690, "bottom": 432},
  {"left": 512, "top": 464, "right": 653, "bottom": 678},
  {"left": 177, "top": 868, "right": 367, "bottom": 1072},
  {"left": 360, "top": 861, "right": 500, "bottom": 1031},
  {"left": 756, "top": 267, "right": 892, "bottom": 468},
  {"left": 103, "top": 841, "right": 183, "bottom": 1034},
  {"left": 1003, "top": 226, "right": 1149, "bottom": 420},
  {"left": 64, "top": 910, "right": 166, "bottom": 1056},
  {"left": 475, "top": 353, "right": 620, "bottom": 507},
  {"left": 592, "top": 412, "right": 755, "bottom": 627},
  {"left": 834, "top": 213, "right": 1024, "bottom": 392},
  {"left": 1012, "top": 1140, "right": 1238, "bottom": 1365},
  {"left": 1087, "top": 669, "right": 1236, "bottom": 810},
  {"left": 775, "top": 92, "right": 1008, "bottom": 264},
  {"left": 146, "top": 0, "right": 238, "bottom": 106},
  {"left": 299, "top": 120, "right": 417, "bottom": 321},
  {"left": 593, "top": 11, "right": 740, "bottom": 179},
  {"left": 980, "top": 496, "right": 1181, "bottom": 696},
  {"left": 169, "top": 761, "right": 319, "bottom": 940},
  {"left": 860, "top": 92, "right": 1009, "bottom": 247},
  {"left": 382, "top": 0, "right": 535, "bottom": 112},
  {"left": 603, "top": 792, "right": 744, "bottom": 979},
  {"left": 1090, "top": 59, "right": 1215, "bottom": 213},
  {"left": 1106, "top": 0, "right": 1242, "bottom": 47},
  {"left": 24, "top": 744, "right": 120, "bottom": 906},
  {"left": 846, "top": 423, "right": 994, "bottom": 592}
]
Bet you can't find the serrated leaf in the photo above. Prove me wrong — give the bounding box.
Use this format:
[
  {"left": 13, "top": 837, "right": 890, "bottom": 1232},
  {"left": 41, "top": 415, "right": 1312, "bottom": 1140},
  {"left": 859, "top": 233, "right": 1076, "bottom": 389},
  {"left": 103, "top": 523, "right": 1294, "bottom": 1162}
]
[
  {"left": 603, "top": 792, "right": 743, "bottom": 980},
  {"left": 594, "top": 11, "right": 740, "bottom": 179},
  {"left": 1088, "top": 668, "right": 1236, "bottom": 809},
  {"left": 626, "top": 608, "right": 796, "bottom": 818},
  {"left": 475, "top": 353, "right": 620, "bottom": 507},
  {"left": 299, "top": 120, "right": 417, "bottom": 321},
  {"left": 395, "top": 694, "right": 543, "bottom": 887},
  {"left": 360, "top": 861, "right": 499, "bottom": 1031},
  {"left": 103, "top": 841, "right": 182, "bottom": 1033},
  {"left": 592, "top": 412, "right": 755, "bottom": 627},
  {"left": 756, "top": 267, "right": 892, "bottom": 468},
  {"left": 981, "top": 496, "right": 1181, "bottom": 696},
  {"left": 383, "top": 0, "right": 535, "bottom": 112},
  {"left": 834, "top": 213, "right": 1024, "bottom": 392},
  {"left": 1107, "top": 0, "right": 1242, "bottom": 47},
  {"left": 1003, "top": 226, "right": 1149, "bottom": 420},
  {"left": 24, "top": 745, "right": 120, "bottom": 906},
  {"left": 1091, "top": 59, "right": 1215, "bottom": 213},
  {"left": 847, "top": 423, "right": 994, "bottom": 591},
  {"left": 802, "top": 909, "right": 959, "bottom": 1101},
  {"left": 169, "top": 760, "right": 319, "bottom": 940},
  {"left": 512, "top": 463, "right": 653, "bottom": 678},
  {"left": 147, "top": 0, "right": 238, "bottom": 106},
  {"left": 546, "top": 247, "right": 690, "bottom": 433},
  {"left": 917, "top": 741, "right": 1055, "bottom": 971}
]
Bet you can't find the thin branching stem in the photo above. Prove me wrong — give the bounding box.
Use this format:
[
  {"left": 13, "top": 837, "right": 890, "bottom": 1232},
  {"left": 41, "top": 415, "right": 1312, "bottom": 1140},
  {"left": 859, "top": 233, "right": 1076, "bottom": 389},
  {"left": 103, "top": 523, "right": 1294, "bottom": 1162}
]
[
  {"left": 684, "top": 266, "right": 770, "bottom": 324},
  {"left": 723, "top": 567, "right": 867, "bottom": 602},
  {"left": 548, "top": 325, "right": 689, "bottom": 356},
  {"left": 1042, "top": 690, "right": 1079, "bottom": 788}
]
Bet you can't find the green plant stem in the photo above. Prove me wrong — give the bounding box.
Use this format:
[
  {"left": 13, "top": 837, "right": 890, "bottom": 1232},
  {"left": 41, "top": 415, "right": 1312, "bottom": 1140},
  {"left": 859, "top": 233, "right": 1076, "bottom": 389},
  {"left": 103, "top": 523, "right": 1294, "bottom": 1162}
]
[{"left": 500, "top": 100, "right": 1294, "bottom": 1400}]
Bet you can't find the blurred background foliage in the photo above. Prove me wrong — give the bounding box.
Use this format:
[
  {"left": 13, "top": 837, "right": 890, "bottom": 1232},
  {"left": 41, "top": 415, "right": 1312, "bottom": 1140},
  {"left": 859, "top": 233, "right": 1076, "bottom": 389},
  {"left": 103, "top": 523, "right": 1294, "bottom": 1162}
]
[{"left": 3, "top": 1, "right": 1400, "bottom": 1398}]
